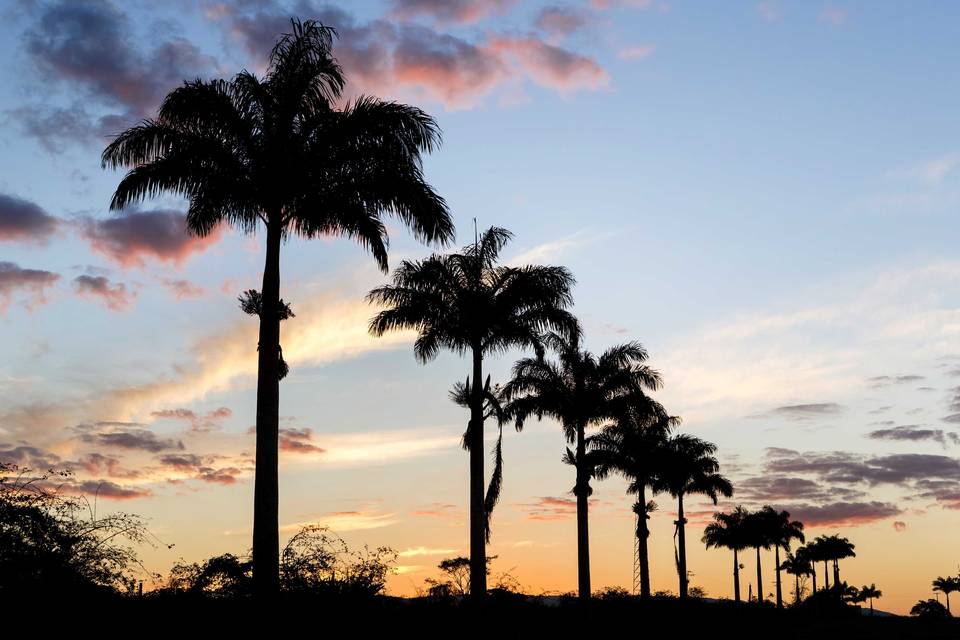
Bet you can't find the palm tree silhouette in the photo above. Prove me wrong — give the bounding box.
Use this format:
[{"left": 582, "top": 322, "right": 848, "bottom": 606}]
[
  {"left": 368, "top": 226, "right": 577, "bottom": 598},
  {"left": 816, "top": 534, "right": 856, "bottom": 588},
  {"left": 933, "top": 576, "right": 959, "bottom": 614},
  {"left": 592, "top": 404, "right": 675, "bottom": 598},
  {"left": 101, "top": 19, "right": 453, "bottom": 595},
  {"left": 743, "top": 509, "right": 772, "bottom": 603},
  {"left": 653, "top": 435, "right": 732, "bottom": 599},
  {"left": 780, "top": 549, "right": 813, "bottom": 605},
  {"left": 760, "top": 507, "right": 805, "bottom": 609},
  {"left": 858, "top": 583, "right": 882, "bottom": 615},
  {"left": 805, "top": 537, "right": 830, "bottom": 591},
  {"left": 703, "top": 506, "right": 749, "bottom": 602},
  {"left": 501, "top": 332, "right": 660, "bottom": 600}
]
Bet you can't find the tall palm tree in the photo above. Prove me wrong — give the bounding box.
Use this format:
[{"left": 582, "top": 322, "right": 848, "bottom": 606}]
[
  {"left": 653, "top": 435, "right": 732, "bottom": 599},
  {"left": 933, "top": 576, "right": 959, "bottom": 614},
  {"left": 743, "top": 509, "right": 772, "bottom": 603},
  {"left": 368, "top": 226, "right": 577, "bottom": 598},
  {"left": 101, "top": 20, "right": 453, "bottom": 595},
  {"left": 805, "top": 537, "right": 830, "bottom": 591},
  {"left": 702, "top": 506, "right": 749, "bottom": 602},
  {"left": 761, "top": 507, "right": 805, "bottom": 609},
  {"left": 501, "top": 332, "right": 660, "bottom": 599},
  {"left": 858, "top": 583, "right": 882, "bottom": 615},
  {"left": 780, "top": 550, "right": 813, "bottom": 605},
  {"left": 592, "top": 404, "right": 676, "bottom": 598},
  {"left": 818, "top": 534, "right": 856, "bottom": 588}
]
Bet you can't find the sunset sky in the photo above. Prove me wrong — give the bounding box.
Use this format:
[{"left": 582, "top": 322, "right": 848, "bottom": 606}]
[{"left": 1, "top": 0, "right": 959, "bottom": 614}]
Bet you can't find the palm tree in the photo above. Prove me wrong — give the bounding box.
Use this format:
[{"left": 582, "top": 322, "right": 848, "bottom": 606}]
[
  {"left": 703, "top": 506, "right": 749, "bottom": 602},
  {"left": 762, "top": 508, "right": 805, "bottom": 609},
  {"left": 101, "top": 20, "right": 453, "bottom": 595},
  {"left": 818, "top": 534, "right": 856, "bottom": 588},
  {"left": 501, "top": 332, "right": 660, "bottom": 600},
  {"left": 933, "top": 576, "right": 959, "bottom": 615},
  {"left": 742, "top": 509, "right": 771, "bottom": 603},
  {"left": 858, "top": 584, "right": 882, "bottom": 615},
  {"left": 653, "top": 435, "right": 733, "bottom": 599},
  {"left": 591, "top": 404, "right": 675, "bottom": 598},
  {"left": 805, "top": 537, "right": 831, "bottom": 591},
  {"left": 368, "top": 226, "right": 577, "bottom": 598},
  {"left": 780, "top": 550, "right": 813, "bottom": 604}
]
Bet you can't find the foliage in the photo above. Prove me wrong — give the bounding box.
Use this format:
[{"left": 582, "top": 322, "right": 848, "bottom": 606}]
[
  {"left": 0, "top": 463, "right": 150, "bottom": 595},
  {"left": 911, "top": 598, "right": 950, "bottom": 619},
  {"left": 423, "top": 555, "right": 495, "bottom": 597}
]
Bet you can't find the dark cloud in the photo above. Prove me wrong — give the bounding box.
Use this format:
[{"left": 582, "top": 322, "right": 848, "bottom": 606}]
[
  {"left": 867, "top": 374, "right": 925, "bottom": 387},
  {"left": 914, "top": 479, "right": 960, "bottom": 509},
  {"left": 72, "top": 274, "right": 134, "bottom": 311},
  {"left": 79, "top": 209, "right": 223, "bottom": 268},
  {"left": 156, "top": 451, "right": 249, "bottom": 485},
  {"left": 534, "top": 5, "right": 592, "bottom": 38},
  {"left": 64, "top": 479, "right": 151, "bottom": 500},
  {"left": 780, "top": 501, "right": 902, "bottom": 527},
  {"left": 737, "top": 476, "right": 862, "bottom": 503},
  {"left": 768, "top": 403, "right": 844, "bottom": 420},
  {"left": 0, "top": 443, "right": 61, "bottom": 469},
  {"left": 867, "top": 425, "right": 955, "bottom": 447},
  {"left": 0, "top": 193, "right": 59, "bottom": 243},
  {"left": 67, "top": 452, "right": 140, "bottom": 479},
  {"left": 279, "top": 428, "right": 325, "bottom": 454},
  {"left": 151, "top": 407, "right": 231, "bottom": 432},
  {"left": 764, "top": 448, "right": 960, "bottom": 488},
  {"left": 0, "top": 262, "right": 60, "bottom": 311},
  {"left": 80, "top": 428, "right": 184, "bottom": 453},
  {"left": 388, "top": 0, "right": 517, "bottom": 24}
]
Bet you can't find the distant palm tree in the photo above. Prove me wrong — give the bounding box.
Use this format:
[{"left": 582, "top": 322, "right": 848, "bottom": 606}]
[
  {"left": 743, "top": 509, "right": 772, "bottom": 603},
  {"left": 933, "top": 576, "right": 959, "bottom": 614},
  {"left": 502, "top": 332, "right": 660, "bottom": 600},
  {"left": 368, "top": 226, "right": 577, "bottom": 598},
  {"left": 653, "top": 435, "right": 732, "bottom": 599},
  {"left": 818, "top": 534, "right": 856, "bottom": 588},
  {"left": 592, "top": 404, "right": 676, "bottom": 598},
  {"left": 703, "top": 506, "right": 749, "bottom": 602},
  {"left": 858, "top": 583, "right": 882, "bottom": 615},
  {"left": 780, "top": 550, "right": 813, "bottom": 605},
  {"left": 806, "top": 537, "right": 830, "bottom": 591},
  {"left": 101, "top": 19, "right": 453, "bottom": 595},
  {"left": 761, "top": 508, "right": 805, "bottom": 609}
]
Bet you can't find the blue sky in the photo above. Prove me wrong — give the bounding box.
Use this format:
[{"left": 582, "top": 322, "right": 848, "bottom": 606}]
[{"left": 1, "top": 0, "right": 959, "bottom": 612}]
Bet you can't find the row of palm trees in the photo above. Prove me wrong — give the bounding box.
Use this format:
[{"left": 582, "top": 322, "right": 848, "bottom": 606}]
[{"left": 932, "top": 575, "right": 960, "bottom": 614}]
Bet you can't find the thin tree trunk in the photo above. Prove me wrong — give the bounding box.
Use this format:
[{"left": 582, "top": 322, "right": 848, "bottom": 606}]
[
  {"left": 823, "top": 560, "right": 829, "bottom": 590},
  {"left": 869, "top": 598, "right": 874, "bottom": 615},
  {"left": 755, "top": 546, "right": 763, "bottom": 603},
  {"left": 677, "top": 494, "right": 688, "bottom": 599},
  {"left": 775, "top": 544, "right": 782, "bottom": 608},
  {"left": 469, "top": 346, "right": 486, "bottom": 599},
  {"left": 252, "top": 222, "right": 282, "bottom": 597},
  {"left": 795, "top": 572, "right": 800, "bottom": 604},
  {"left": 733, "top": 548, "right": 740, "bottom": 602},
  {"left": 833, "top": 559, "right": 840, "bottom": 587},
  {"left": 575, "top": 422, "right": 590, "bottom": 600},
  {"left": 637, "top": 484, "right": 651, "bottom": 598},
  {"left": 811, "top": 569, "right": 817, "bottom": 594},
  {"left": 946, "top": 592, "right": 951, "bottom": 614}
]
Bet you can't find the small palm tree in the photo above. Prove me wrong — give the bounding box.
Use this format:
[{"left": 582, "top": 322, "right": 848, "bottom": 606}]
[
  {"left": 102, "top": 20, "right": 453, "bottom": 594},
  {"left": 761, "top": 508, "right": 805, "bottom": 609},
  {"left": 368, "top": 226, "right": 577, "bottom": 598},
  {"left": 858, "top": 584, "right": 882, "bottom": 615},
  {"left": 502, "top": 332, "right": 660, "bottom": 600},
  {"left": 653, "top": 435, "right": 732, "bottom": 599},
  {"left": 780, "top": 550, "right": 812, "bottom": 605},
  {"left": 933, "top": 576, "right": 959, "bottom": 615},
  {"left": 703, "top": 506, "right": 749, "bottom": 602},
  {"left": 591, "top": 403, "right": 675, "bottom": 598}
]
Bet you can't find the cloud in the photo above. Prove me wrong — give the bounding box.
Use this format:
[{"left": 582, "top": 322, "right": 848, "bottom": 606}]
[
  {"left": 0, "top": 193, "right": 59, "bottom": 243},
  {"left": 21, "top": 0, "right": 216, "bottom": 120},
  {"left": 590, "top": 0, "right": 653, "bottom": 9},
  {"left": 818, "top": 7, "right": 847, "bottom": 26},
  {"left": 892, "top": 520, "right": 907, "bottom": 532},
  {"left": 156, "top": 451, "right": 251, "bottom": 485},
  {"left": 763, "top": 448, "right": 960, "bottom": 491},
  {"left": 218, "top": 4, "right": 606, "bottom": 110},
  {"left": 618, "top": 44, "right": 656, "bottom": 60},
  {"left": 412, "top": 502, "right": 459, "bottom": 518},
  {"left": 737, "top": 475, "right": 862, "bottom": 503},
  {"left": 508, "top": 230, "right": 601, "bottom": 266},
  {"left": 77, "top": 424, "right": 184, "bottom": 453},
  {"left": 282, "top": 510, "right": 399, "bottom": 533},
  {"left": 0, "top": 444, "right": 62, "bottom": 469},
  {"left": 535, "top": 6, "right": 592, "bottom": 38},
  {"left": 781, "top": 501, "right": 902, "bottom": 527},
  {"left": 0, "top": 262, "right": 60, "bottom": 312},
  {"left": 388, "top": 0, "right": 517, "bottom": 24},
  {"left": 62, "top": 479, "right": 152, "bottom": 500},
  {"left": 866, "top": 374, "right": 925, "bottom": 387},
  {"left": 150, "top": 407, "right": 232, "bottom": 433},
  {"left": 767, "top": 403, "right": 844, "bottom": 420},
  {"left": 160, "top": 278, "right": 207, "bottom": 300},
  {"left": 397, "top": 546, "right": 457, "bottom": 558},
  {"left": 72, "top": 275, "right": 135, "bottom": 311},
  {"left": 867, "top": 425, "right": 955, "bottom": 448},
  {"left": 79, "top": 209, "right": 223, "bottom": 268},
  {"left": 887, "top": 152, "right": 960, "bottom": 186},
  {"left": 278, "top": 428, "right": 326, "bottom": 454},
  {"left": 521, "top": 495, "right": 578, "bottom": 521}
]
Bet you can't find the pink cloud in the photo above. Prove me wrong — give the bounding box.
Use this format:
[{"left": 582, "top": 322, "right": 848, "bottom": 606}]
[
  {"left": 162, "top": 278, "right": 207, "bottom": 300},
  {"left": 73, "top": 274, "right": 135, "bottom": 311},
  {"left": 0, "top": 193, "right": 59, "bottom": 243},
  {"left": 535, "top": 6, "right": 592, "bottom": 38},
  {"left": 487, "top": 36, "right": 610, "bottom": 92},
  {"left": 79, "top": 209, "right": 222, "bottom": 268},
  {"left": 618, "top": 43, "right": 656, "bottom": 60},
  {"left": 0, "top": 262, "right": 60, "bottom": 312},
  {"left": 389, "top": 0, "right": 517, "bottom": 25},
  {"left": 279, "top": 428, "right": 326, "bottom": 455}
]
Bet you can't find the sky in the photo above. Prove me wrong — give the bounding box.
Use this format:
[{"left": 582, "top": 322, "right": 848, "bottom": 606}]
[{"left": 0, "top": 0, "right": 959, "bottom": 614}]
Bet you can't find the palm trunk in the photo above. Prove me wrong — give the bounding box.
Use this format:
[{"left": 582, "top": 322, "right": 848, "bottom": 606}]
[
  {"left": 677, "top": 495, "right": 688, "bottom": 599},
  {"left": 575, "top": 422, "right": 591, "bottom": 600},
  {"left": 795, "top": 572, "right": 800, "bottom": 604},
  {"left": 733, "top": 548, "right": 741, "bottom": 602},
  {"left": 774, "top": 544, "right": 783, "bottom": 608},
  {"left": 811, "top": 569, "right": 817, "bottom": 595},
  {"left": 252, "top": 222, "right": 282, "bottom": 597},
  {"left": 833, "top": 559, "right": 840, "bottom": 588},
  {"left": 823, "top": 560, "right": 829, "bottom": 590},
  {"left": 637, "top": 484, "right": 651, "bottom": 598},
  {"left": 469, "top": 345, "right": 486, "bottom": 599},
  {"left": 755, "top": 546, "right": 763, "bottom": 602},
  {"left": 946, "top": 592, "right": 951, "bottom": 614},
  {"left": 869, "top": 598, "right": 874, "bottom": 615}
]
